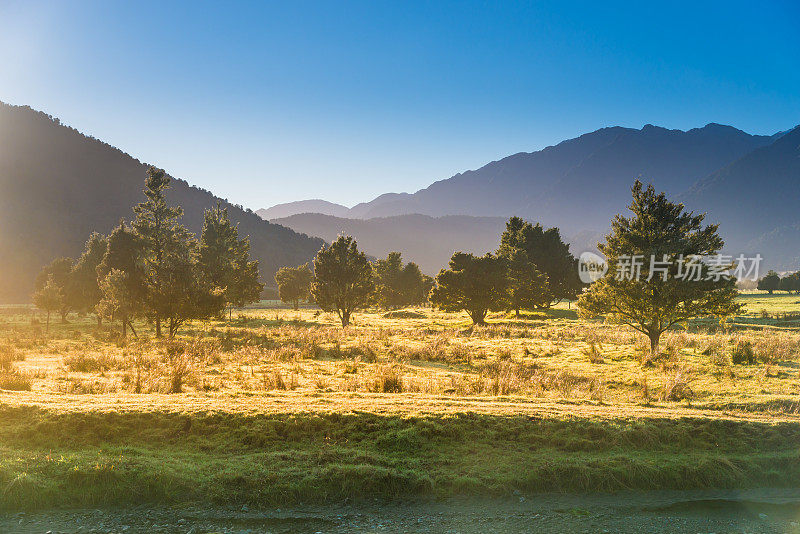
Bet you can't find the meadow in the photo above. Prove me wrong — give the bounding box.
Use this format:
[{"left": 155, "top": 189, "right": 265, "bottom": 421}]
[{"left": 0, "top": 295, "right": 798, "bottom": 510}]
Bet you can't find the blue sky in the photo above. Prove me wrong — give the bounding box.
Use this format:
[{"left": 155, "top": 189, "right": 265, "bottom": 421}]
[{"left": 1, "top": 1, "right": 798, "bottom": 209}]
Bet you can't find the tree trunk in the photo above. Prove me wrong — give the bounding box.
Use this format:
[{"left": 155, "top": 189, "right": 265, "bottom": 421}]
[
  {"left": 515, "top": 308, "right": 520, "bottom": 317},
  {"left": 340, "top": 310, "right": 351, "bottom": 327},
  {"left": 97, "top": 315, "right": 102, "bottom": 327},
  {"left": 293, "top": 300, "right": 299, "bottom": 310},
  {"left": 128, "top": 320, "right": 137, "bottom": 339},
  {"left": 649, "top": 332, "right": 660, "bottom": 360},
  {"left": 60, "top": 310, "right": 68, "bottom": 323},
  {"left": 470, "top": 310, "right": 487, "bottom": 325},
  {"left": 155, "top": 317, "right": 161, "bottom": 338}
]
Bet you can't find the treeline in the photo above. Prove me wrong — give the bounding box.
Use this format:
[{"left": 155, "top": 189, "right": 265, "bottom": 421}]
[
  {"left": 757, "top": 270, "right": 800, "bottom": 294},
  {"left": 277, "top": 217, "right": 582, "bottom": 326},
  {"left": 33, "top": 167, "right": 263, "bottom": 337}
]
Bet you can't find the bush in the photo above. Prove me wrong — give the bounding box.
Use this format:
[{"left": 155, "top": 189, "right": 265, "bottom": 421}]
[
  {"left": 0, "top": 371, "right": 32, "bottom": 391},
  {"left": 371, "top": 365, "right": 403, "bottom": 393},
  {"left": 731, "top": 341, "right": 756, "bottom": 365}
]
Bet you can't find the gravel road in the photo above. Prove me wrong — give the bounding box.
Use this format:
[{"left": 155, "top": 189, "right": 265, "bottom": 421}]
[{"left": 2, "top": 489, "right": 799, "bottom": 533}]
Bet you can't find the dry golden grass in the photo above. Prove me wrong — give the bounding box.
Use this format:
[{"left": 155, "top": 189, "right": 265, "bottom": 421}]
[{"left": 0, "top": 301, "right": 797, "bottom": 420}]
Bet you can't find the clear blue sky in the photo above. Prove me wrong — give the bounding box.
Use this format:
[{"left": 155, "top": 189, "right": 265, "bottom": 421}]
[{"left": 1, "top": 1, "right": 798, "bottom": 209}]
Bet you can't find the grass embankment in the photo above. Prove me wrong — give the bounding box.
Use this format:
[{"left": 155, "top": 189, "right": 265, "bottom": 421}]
[{"left": 1, "top": 405, "right": 798, "bottom": 511}]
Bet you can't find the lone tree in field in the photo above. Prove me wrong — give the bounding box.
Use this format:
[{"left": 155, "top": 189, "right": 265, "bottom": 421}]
[
  {"left": 198, "top": 203, "right": 263, "bottom": 318},
  {"left": 311, "top": 236, "right": 374, "bottom": 327},
  {"left": 498, "top": 217, "right": 582, "bottom": 307},
  {"left": 578, "top": 180, "right": 741, "bottom": 359},
  {"left": 32, "top": 274, "right": 62, "bottom": 332},
  {"left": 757, "top": 271, "right": 781, "bottom": 294},
  {"left": 275, "top": 263, "right": 313, "bottom": 309},
  {"left": 430, "top": 252, "right": 508, "bottom": 325}
]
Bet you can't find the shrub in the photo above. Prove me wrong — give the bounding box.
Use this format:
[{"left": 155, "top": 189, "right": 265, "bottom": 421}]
[
  {"left": 371, "top": 365, "right": 403, "bottom": 393},
  {"left": 731, "top": 341, "right": 756, "bottom": 365},
  {"left": 661, "top": 366, "right": 694, "bottom": 401},
  {"left": 0, "top": 371, "right": 32, "bottom": 391},
  {"left": 0, "top": 343, "right": 21, "bottom": 371}
]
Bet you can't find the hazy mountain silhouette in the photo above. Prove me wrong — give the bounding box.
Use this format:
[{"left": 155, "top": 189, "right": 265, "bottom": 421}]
[
  {"left": 256, "top": 199, "right": 350, "bottom": 220},
  {"left": 266, "top": 123, "right": 799, "bottom": 273},
  {"left": 270, "top": 213, "right": 509, "bottom": 274},
  {"left": 266, "top": 124, "right": 775, "bottom": 228},
  {"left": 0, "top": 103, "right": 324, "bottom": 302}
]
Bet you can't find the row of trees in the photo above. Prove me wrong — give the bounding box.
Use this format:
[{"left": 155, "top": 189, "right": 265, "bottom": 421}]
[
  {"left": 301, "top": 180, "right": 742, "bottom": 361},
  {"left": 275, "top": 246, "right": 432, "bottom": 319},
  {"left": 757, "top": 270, "right": 800, "bottom": 294},
  {"left": 293, "top": 219, "right": 582, "bottom": 327},
  {"left": 33, "top": 167, "right": 263, "bottom": 336}
]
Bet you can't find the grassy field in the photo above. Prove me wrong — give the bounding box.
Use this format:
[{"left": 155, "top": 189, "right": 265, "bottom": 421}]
[{"left": 0, "top": 294, "right": 798, "bottom": 510}]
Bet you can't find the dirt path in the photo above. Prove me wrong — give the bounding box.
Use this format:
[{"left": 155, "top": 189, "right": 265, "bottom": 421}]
[{"left": 3, "top": 489, "right": 799, "bottom": 534}]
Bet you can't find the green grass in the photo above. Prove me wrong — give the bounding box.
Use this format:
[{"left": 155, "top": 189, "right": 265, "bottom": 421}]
[{"left": 0, "top": 406, "right": 798, "bottom": 510}]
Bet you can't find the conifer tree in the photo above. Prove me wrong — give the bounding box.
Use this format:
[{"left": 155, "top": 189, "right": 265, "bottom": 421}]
[{"left": 198, "top": 203, "right": 263, "bottom": 319}]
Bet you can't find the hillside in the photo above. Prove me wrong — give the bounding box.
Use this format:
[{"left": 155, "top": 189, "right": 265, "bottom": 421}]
[
  {"left": 681, "top": 126, "right": 800, "bottom": 266},
  {"left": 0, "top": 103, "right": 324, "bottom": 302}
]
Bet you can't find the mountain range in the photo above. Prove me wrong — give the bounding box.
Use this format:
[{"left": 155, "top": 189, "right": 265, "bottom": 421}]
[
  {"left": 0, "top": 103, "right": 324, "bottom": 303},
  {"left": 264, "top": 123, "right": 799, "bottom": 275}
]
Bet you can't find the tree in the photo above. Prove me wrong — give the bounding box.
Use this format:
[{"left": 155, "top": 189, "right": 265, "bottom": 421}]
[
  {"left": 399, "top": 261, "right": 429, "bottom": 305},
  {"left": 131, "top": 167, "right": 185, "bottom": 337},
  {"left": 97, "top": 269, "right": 139, "bottom": 338},
  {"left": 70, "top": 233, "right": 108, "bottom": 325},
  {"left": 311, "top": 236, "right": 374, "bottom": 327},
  {"left": 779, "top": 272, "right": 800, "bottom": 294},
  {"left": 758, "top": 271, "right": 781, "bottom": 294},
  {"left": 498, "top": 217, "right": 582, "bottom": 306},
  {"left": 32, "top": 274, "right": 61, "bottom": 332},
  {"left": 198, "top": 203, "right": 263, "bottom": 318},
  {"left": 430, "top": 252, "right": 508, "bottom": 325},
  {"left": 504, "top": 249, "right": 549, "bottom": 316},
  {"left": 373, "top": 252, "right": 405, "bottom": 308},
  {"left": 97, "top": 221, "right": 146, "bottom": 338},
  {"left": 578, "top": 180, "right": 741, "bottom": 359},
  {"left": 33, "top": 257, "right": 74, "bottom": 322},
  {"left": 275, "top": 264, "right": 313, "bottom": 309}
]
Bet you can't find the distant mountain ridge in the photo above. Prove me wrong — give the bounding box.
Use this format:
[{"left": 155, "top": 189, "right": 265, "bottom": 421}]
[
  {"left": 256, "top": 199, "right": 351, "bottom": 220},
  {"left": 263, "top": 123, "right": 799, "bottom": 274},
  {"left": 0, "top": 103, "right": 324, "bottom": 302}
]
